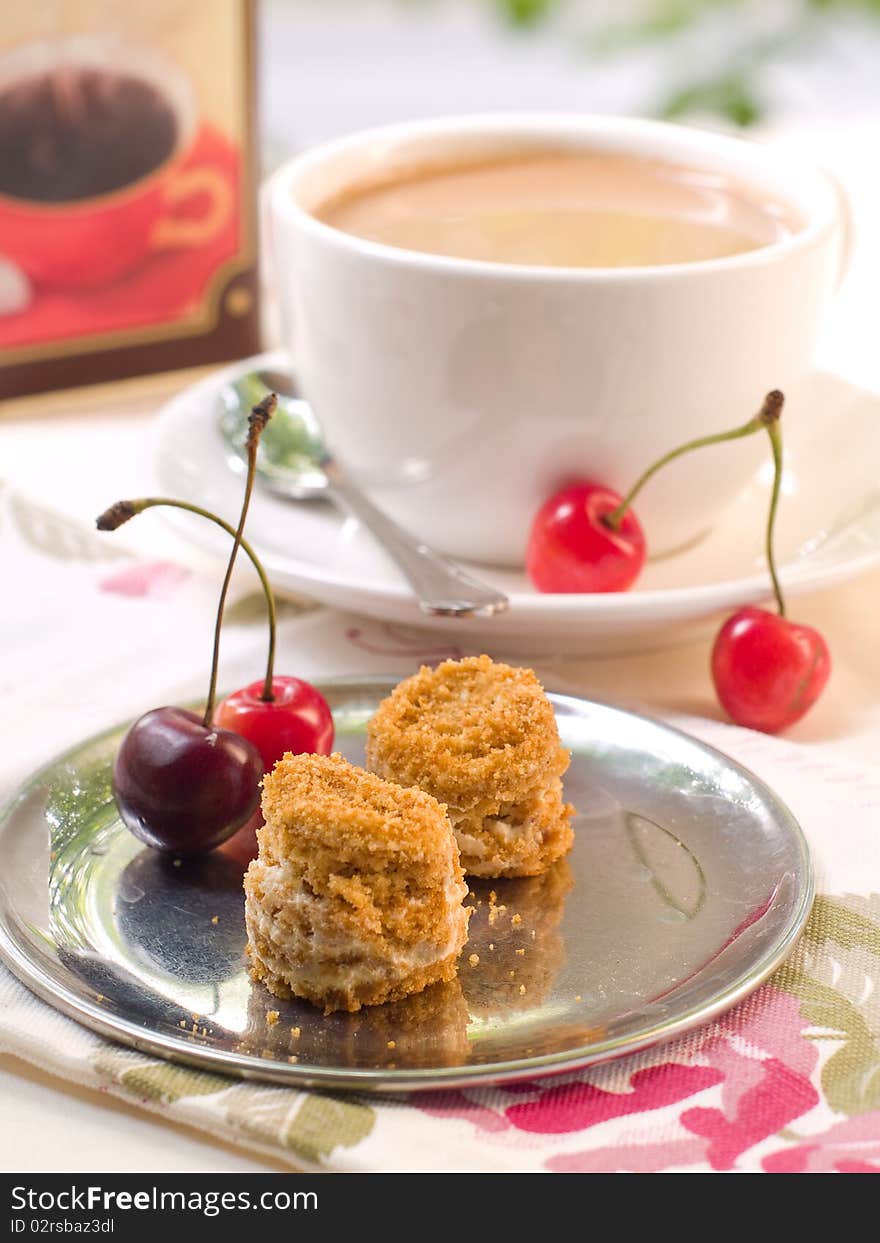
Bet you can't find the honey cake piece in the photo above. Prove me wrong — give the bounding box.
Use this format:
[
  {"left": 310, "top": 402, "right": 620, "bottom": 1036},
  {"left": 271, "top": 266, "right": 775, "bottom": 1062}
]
[
  {"left": 366, "top": 655, "right": 574, "bottom": 877},
  {"left": 244, "top": 752, "right": 470, "bottom": 1013}
]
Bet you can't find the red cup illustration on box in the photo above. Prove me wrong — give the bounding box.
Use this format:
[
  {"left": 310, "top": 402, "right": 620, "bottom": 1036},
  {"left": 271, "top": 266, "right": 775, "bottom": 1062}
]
[{"left": 0, "top": 36, "right": 234, "bottom": 321}]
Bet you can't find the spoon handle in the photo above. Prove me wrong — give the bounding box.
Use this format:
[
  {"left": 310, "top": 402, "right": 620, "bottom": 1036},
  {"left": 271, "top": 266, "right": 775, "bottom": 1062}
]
[{"left": 322, "top": 458, "right": 509, "bottom": 618}]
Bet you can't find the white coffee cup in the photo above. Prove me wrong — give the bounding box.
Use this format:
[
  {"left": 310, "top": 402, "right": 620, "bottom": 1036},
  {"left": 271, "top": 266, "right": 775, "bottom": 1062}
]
[{"left": 267, "top": 114, "right": 848, "bottom": 566}]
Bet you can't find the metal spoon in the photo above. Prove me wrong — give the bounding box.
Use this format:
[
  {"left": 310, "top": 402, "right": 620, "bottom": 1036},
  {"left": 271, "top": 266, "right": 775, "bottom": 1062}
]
[{"left": 217, "top": 368, "right": 509, "bottom": 618}]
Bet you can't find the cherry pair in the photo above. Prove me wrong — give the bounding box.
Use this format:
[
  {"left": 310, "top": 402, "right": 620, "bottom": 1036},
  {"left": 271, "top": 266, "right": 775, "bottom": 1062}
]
[
  {"left": 98, "top": 396, "right": 333, "bottom": 855},
  {"left": 526, "top": 392, "right": 830, "bottom": 734}
]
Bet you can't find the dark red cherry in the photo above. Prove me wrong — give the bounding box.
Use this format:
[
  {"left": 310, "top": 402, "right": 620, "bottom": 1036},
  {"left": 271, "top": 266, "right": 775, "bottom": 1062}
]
[{"left": 113, "top": 706, "right": 263, "bottom": 854}]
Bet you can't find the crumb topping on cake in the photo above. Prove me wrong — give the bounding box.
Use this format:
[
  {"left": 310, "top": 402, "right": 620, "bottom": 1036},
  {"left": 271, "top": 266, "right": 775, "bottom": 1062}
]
[
  {"left": 366, "top": 655, "right": 565, "bottom": 808},
  {"left": 261, "top": 751, "right": 456, "bottom": 860}
]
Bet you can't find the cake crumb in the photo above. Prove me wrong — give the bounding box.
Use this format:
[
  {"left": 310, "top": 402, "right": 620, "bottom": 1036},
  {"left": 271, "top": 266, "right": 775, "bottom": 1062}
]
[
  {"left": 290, "top": 1026, "right": 301, "bottom": 1039},
  {"left": 288, "top": 1055, "right": 299, "bottom": 1064},
  {"left": 468, "top": 953, "right": 480, "bottom": 967},
  {"left": 519, "top": 984, "right": 526, "bottom": 995},
  {"left": 266, "top": 1010, "right": 280, "bottom": 1027},
  {"left": 509, "top": 970, "right": 516, "bottom": 978},
  {"left": 178, "top": 1019, "right": 186, "bottom": 1028},
  {"left": 575, "top": 995, "right": 582, "bottom": 1003},
  {"left": 515, "top": 948, "right": 525, "bottom": 956},
  {"left": 387, "top": 1040, "right": 396, "bottom": 1050},
  {"left": 489, "top": 943, "right": 495, "bottom": 951},
  {"left": 211, "top": 915, "right": 219, "bottom": 925},
  {"left": 511, "top": 913, "right": 522, "bottom": 926},
  {"left": 531, "top": 929, "right": 536, "bottom": 939}
]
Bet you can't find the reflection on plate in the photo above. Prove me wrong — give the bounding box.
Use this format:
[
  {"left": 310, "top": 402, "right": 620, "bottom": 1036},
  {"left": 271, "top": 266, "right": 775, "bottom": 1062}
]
[
  {"left": 0, "top": 680, "right": 812, "bottom": 1091},
  {"left": 153, "top": 353, "right": 880, "bottom": 654}
]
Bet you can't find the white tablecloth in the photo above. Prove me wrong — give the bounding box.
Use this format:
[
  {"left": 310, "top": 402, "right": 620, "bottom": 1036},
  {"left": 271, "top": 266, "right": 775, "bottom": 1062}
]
[{"left": 2, "top": 119, "right": 880, "bottom": 1172}]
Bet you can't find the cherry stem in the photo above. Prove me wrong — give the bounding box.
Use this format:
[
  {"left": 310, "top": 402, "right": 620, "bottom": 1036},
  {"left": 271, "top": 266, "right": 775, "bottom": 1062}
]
[
  {"left": 604, "top": 389, "right": 785, "bottom": 531},
  {"left": 201, "top": 394, "right": 276, "bottom": 724},
  {"left": 96, "top": 497, "right": 278, "bottom": 700},
  {"left": 95, "top": 394, "right": 277, "bottom": 725},
  {"left": 764, "top": 417, "right": 786, "bottom": 618}
]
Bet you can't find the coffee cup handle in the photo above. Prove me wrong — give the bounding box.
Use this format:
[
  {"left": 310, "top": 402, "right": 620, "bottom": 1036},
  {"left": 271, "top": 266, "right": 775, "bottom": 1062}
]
[{"left": 152, "top": 167, "right": 233, "bottom": 249}]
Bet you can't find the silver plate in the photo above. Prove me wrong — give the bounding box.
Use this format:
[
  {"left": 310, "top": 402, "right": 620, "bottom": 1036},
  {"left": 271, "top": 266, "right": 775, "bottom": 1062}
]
[{"left": 0, "top": 679, "right": 812, "bottom": 1092}]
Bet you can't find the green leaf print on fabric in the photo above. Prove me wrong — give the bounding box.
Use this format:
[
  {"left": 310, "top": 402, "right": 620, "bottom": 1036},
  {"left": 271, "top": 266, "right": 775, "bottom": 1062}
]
[
  {"left": 801, "top": 897, "right": 880, "bottom": 955},
  {"left": 94, "top": 1049, "right": 230, "bottom": 1103},
  {"left": 773, "top": 894, "right": 880, "bottom": 1116},
  {"left": 286, "top": 1095, "right": 375, "bottom": 1163},
  {"left": 822, "top": 1040, "right": 880, "bottom": 1116},
  {"left": 223, "top": 591, "right": 318, "bottom": 627},
  {"left": 94, "top": 1051, "right": 374, "bottom": 1161},
  {"left": 225, "top": 1086, "right": 374, "bottom": 1163}
]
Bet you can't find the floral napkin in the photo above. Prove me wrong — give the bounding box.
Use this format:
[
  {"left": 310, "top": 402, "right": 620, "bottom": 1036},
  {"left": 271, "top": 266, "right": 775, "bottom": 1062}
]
[{"left": 1, "top": 483, "right": 879, "bottom": 1173}]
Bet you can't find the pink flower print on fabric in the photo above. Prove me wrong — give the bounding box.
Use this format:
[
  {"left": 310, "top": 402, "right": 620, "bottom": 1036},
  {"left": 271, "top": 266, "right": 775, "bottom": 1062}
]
[
  {"left": 548, "top": 1138, "right": 709, "bottom": 1173},
  {"left": 506, "top": 1063, "right": 725, "bottom": 1135},
  {"left": 762, "top": 1113, "right": 880, "bottom": 1173},
  {"left": 511, "top": 987, "right": 819, "bottom": 1173},
  {"left": 677, "top": 989, "right": 819, "bottom": 1170},
  {"left": 99, "top": 561, "right": 190, "bottom": 600},
  {"left": 411, "top": 1091, "right": 511, "bottom": 1134}
]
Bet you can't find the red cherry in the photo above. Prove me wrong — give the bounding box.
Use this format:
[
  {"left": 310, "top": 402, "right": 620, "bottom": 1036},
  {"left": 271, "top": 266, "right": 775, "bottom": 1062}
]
[
  {"left": 215, "top": 675, "right": 334, "bottom": 772},
  {"left": 113, "top": 707, "right": 263, "bottom": 854},
  {"left": 711, "top": 607, "right": 831, "bottom": 734},
  {"left": 526, "top": 482, "right": 646, "bottom": 593}
]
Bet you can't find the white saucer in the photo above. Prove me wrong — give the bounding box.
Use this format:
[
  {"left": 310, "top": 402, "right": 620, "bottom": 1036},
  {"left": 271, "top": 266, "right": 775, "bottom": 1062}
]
[{"left": 153, "top": 353, "right": 880, "bottom": 656}]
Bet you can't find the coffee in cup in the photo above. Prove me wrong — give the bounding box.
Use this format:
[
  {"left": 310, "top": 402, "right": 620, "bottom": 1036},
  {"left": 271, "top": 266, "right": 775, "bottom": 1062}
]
[{"left": 315, "top": 148, "right": 803, "bottom": 270}]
